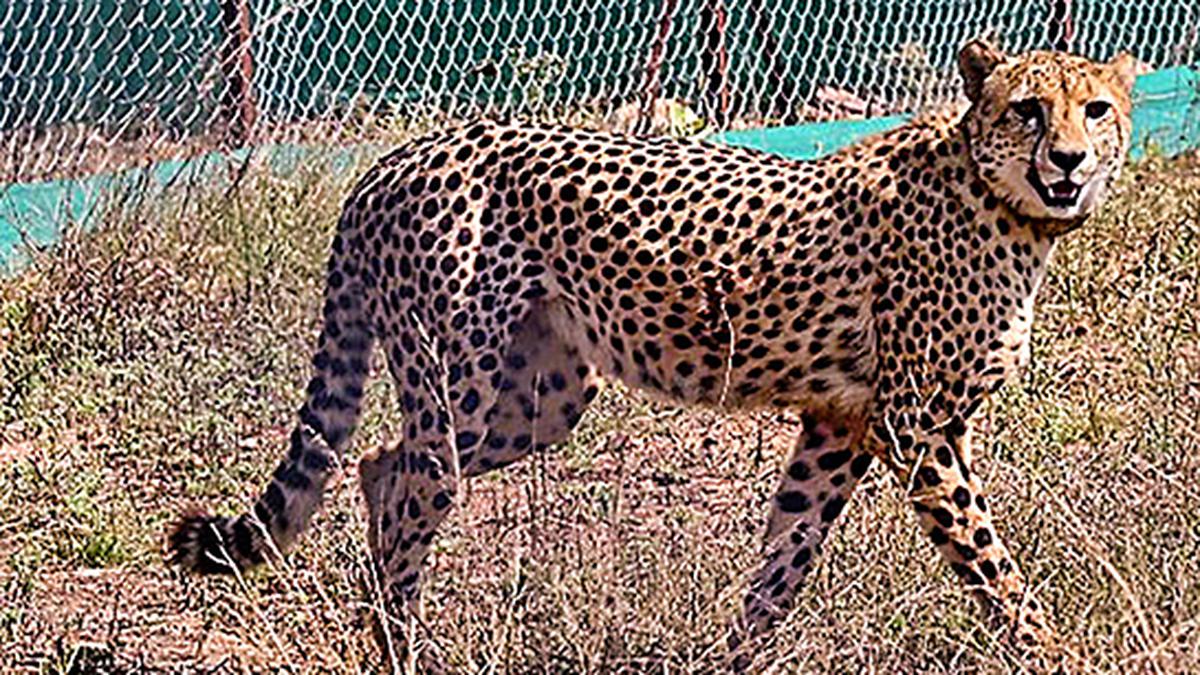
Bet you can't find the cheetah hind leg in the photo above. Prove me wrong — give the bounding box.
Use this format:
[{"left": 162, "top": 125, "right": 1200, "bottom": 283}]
[
  {"left": 464, "top": 305, "right": 601, "bottom": 477},
  {"left": 359, "top": 304, "right": 599, "bottom": 668}
]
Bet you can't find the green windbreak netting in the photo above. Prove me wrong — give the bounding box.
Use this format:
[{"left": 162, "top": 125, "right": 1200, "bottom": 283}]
[
  {"left": 4, "top": 65, "right": 1197, "bottom": 266},
  {"left": 715, "top": 66, "right": 1200, "bottom": 161}
]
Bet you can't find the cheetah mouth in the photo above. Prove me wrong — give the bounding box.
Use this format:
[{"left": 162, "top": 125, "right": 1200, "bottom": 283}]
[{"left": 1026, "top": 169, "right": 1081, "bottom": 209}]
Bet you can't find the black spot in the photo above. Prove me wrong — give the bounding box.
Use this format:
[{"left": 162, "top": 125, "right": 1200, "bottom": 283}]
[
  {"left": 776, "top": 491, "right": 812, "bottom": 513},
  {"left": 918, "top": 466, "right": 941, "bottom": 486},
  {"left": 820, "top": 495, "right": 846, "bottom": 523},
  {"left": 935, "top": 445, "right": 954, "bottom": 467},
  {"left": 461, "top": 389, "right": 481, "bottom": 414},
  {"left": 954, "top": 542, "right": 978, "bottom": 561},
  {"left": 951, "top": 562, "right": 984, "bottom": 586},
  {"left": 273, "top": 463, "right": 311, "bottom": 491},
  {"left": 787, "top": 461, "right": 811, "bottom": 481},
  {"left": 973, "top": 528, "right": 993, "bottom": 548},
  {"left": 849, "top": 453, "right": 872, "bottom": 478},
  {"left": 947, "top": 486, "right": 969, "bottom": 508},
  {"left": 931, "top": 507, "right": 954, "bottom": 529},
  {"left": 980, "top": 559, "right": 998, "bottom": 580},
  {"left": 432, "top": 491, "right": 452, "bottom": 510},
  {"left": 816, "top": 449, "right": 852, "bottom": 470}
]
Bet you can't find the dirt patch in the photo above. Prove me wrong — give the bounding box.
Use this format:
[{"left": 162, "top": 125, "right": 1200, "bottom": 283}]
[
  {"left": 2, "top": 409, "right": 797, "bottom": 673},
  {"left": 3, "top": 567, "right": 279, "bottom": 673},
  {"left": 0, "top": 438, "right": 35, "bottom": 468}
]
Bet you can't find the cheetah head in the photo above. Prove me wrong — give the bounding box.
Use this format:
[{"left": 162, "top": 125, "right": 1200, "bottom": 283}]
[{"left": 959, "top": 40, "right": 1136, "bottom": 231}]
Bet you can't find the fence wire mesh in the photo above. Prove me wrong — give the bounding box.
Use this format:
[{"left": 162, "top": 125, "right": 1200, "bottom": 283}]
[{"left": 2, "top": 1, "right": 1198, "bottom": 183}]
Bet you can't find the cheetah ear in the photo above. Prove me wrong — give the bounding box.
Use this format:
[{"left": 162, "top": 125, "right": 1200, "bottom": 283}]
[
  {"left": 959, "top": 39, "right": 1008, "bottom": 103},
  {"left": 1107, "top": 52, "right": 1138, "bottom": 93}
]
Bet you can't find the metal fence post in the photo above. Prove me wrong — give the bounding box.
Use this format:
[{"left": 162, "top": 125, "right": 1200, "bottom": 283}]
[
  {"left": 1049, "top": 0, "right": 1074, "bottom": 52},
  {"left": 701, "top": 0, "right": 730, "bottom": 128},
  {"left": 642, "top": 0, "right": 678, "bottom": 127},
  {"left": 220, "top": 0, "right": 256, "bottom": 146}
]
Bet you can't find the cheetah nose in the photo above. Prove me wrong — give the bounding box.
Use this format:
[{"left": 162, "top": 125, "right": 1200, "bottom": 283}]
[{"left": 1048, "top": 149, "right": 1086, "bottom": 173}]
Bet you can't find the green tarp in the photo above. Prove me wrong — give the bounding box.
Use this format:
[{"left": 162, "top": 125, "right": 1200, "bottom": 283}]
[{"left": 714, "top": 66, "right": 1200, "bottom": 161}]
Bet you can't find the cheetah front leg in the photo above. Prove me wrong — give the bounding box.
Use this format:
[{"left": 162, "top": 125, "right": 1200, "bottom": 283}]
[
  {"left": 881, "top": 411, "right": 1059, "bottom": 665},
  {"left": 729, "top": 411, "right": 874, "bottom": 671}
]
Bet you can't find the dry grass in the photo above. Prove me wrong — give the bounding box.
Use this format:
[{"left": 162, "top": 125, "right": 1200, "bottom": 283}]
[{"left": 0, "top": 140, "right": 1197, "bottom": 674}]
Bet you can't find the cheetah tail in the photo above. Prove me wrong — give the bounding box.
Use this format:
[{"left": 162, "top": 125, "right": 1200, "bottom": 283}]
[{"left": 169, "top": 234, "right": 374, "bottom": 575}]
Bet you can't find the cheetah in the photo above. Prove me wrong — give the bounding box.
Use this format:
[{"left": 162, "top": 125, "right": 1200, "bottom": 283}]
[{"left": 170, "top": 40, "right": 1136, "bottom": 669}]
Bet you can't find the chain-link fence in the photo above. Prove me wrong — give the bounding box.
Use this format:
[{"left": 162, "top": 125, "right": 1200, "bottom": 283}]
[{"left": 2, "top": 1, "right": 1199, "bottom": 183}]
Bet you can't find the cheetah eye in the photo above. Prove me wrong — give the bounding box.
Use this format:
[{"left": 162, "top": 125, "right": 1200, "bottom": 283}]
[
  {"left": 1010, "top": 98, "right": 1042, "bottom": 125},
  {"left": 1085, "top": 100, "right": 1111, "bottom": 120}
]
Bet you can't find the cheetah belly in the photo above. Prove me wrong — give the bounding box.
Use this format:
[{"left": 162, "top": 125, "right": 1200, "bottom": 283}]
[{"left": 541, "top": 257, "right": 878, "bottom": 416}]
